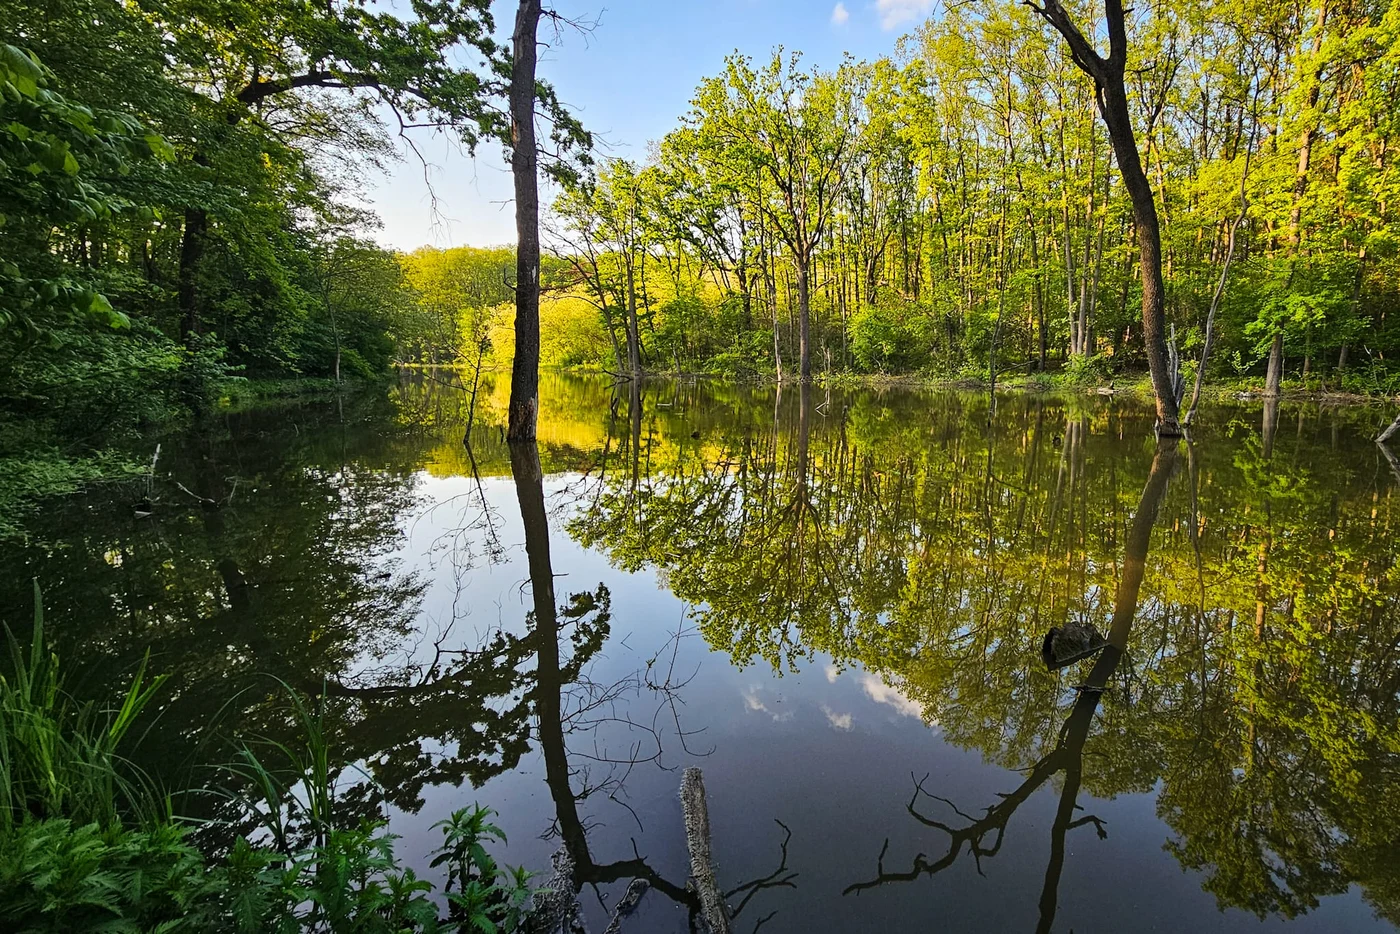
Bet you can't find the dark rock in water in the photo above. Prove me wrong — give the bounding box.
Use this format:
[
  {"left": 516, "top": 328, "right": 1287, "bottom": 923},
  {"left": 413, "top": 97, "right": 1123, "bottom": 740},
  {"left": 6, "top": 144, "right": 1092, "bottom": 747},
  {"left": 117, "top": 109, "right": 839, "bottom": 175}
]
[{"left": 1040, "top": 622, "right": 1107, "bottom": 670}]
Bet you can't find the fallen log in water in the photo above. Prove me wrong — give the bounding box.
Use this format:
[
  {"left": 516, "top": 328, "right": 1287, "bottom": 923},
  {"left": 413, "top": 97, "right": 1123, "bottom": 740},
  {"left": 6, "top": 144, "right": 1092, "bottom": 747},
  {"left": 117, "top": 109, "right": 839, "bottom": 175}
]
[
  {"left": 1379, "top": 412, "right": 1400, "bottom": 445},
  {"left": 681, "top": 767, "right": 731, "bottom": 934}
]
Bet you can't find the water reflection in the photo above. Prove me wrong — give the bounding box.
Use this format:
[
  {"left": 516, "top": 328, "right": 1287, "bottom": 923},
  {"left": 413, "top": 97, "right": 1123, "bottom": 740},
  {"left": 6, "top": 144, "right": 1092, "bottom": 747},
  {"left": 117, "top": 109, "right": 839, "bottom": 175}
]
[
  {"left": 512, "top": 437, "right": 795, "bottom": 932},
  {"left": 2, "top": 374, "right": 1398, "bottom": 930},
  {"left": 568, "top": 377, "right": 1400, "bottom": 926},
  {"left": 844, "top": 441, "right": 1180, "bottom": 934}
]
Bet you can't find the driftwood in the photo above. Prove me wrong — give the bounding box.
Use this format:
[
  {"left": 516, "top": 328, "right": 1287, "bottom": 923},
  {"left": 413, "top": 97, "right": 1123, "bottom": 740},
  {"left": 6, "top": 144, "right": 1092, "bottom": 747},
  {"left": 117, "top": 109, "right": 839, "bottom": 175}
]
[
  {"left": 1040, "top": 621, "right": 1108, "bottom": 670},
  {"left": 526, "top": 849, "right": 585, "bottom": 934},
  {"left": 1379, "top": 412, "right": 1400, "bottom": 446},
  {"left": 601, "top": 879, "right": 649, "bottom": 934},
  {"left": 680, "top": 767, "right": 730, "bottom": 934}
]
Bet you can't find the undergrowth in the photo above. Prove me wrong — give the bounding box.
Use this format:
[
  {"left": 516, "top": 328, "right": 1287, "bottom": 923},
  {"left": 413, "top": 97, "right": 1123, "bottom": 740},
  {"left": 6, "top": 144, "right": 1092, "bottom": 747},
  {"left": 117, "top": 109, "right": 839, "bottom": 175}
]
[{"left": 0, "top": 583, "right": 540, "bottom": 933}]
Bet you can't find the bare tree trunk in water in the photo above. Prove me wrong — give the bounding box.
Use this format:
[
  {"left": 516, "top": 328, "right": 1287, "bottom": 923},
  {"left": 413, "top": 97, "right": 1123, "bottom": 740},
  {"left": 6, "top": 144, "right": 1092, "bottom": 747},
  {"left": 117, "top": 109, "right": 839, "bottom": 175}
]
[
  {"left": 1033, "top": 0, "right": 1182, "bottom": 435},
  {"left": 506, "top": 0, "right": 542, "bottom": 441},
  {"left": 625, "top": 255, "right": 642, "bottom": 378}
]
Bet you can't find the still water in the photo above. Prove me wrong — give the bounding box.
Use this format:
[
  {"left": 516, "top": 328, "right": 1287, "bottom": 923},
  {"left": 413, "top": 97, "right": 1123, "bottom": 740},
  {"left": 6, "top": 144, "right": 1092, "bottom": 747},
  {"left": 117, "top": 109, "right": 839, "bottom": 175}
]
[{"left": 3, "top": 372, "right": 1400, "bottom": 933}]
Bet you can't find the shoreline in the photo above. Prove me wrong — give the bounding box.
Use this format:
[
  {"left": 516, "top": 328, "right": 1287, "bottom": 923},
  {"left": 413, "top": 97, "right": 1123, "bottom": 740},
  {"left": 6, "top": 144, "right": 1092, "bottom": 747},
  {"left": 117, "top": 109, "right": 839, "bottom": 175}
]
[{"left": 395, "top": 363, "right": 1400, "bottom": 408}]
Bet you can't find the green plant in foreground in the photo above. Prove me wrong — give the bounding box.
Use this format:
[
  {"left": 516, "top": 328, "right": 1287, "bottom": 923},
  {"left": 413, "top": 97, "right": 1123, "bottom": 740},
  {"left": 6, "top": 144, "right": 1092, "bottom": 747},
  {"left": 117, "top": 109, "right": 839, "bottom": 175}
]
[
  {"left": 0, "top": 587, "right": 541, "bottom": 932},
  {"left": 0, "top": 581, "right": 166, "bottom": 832},
  {"left": 432, "top": 804, "right": 537, "bottom": 932}
]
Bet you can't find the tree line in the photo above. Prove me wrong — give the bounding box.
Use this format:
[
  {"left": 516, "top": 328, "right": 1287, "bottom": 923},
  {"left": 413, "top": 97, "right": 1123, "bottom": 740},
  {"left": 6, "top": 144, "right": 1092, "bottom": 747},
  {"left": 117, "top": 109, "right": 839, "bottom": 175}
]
[
  {"left": 524, "top": 0, "right": 1400, "bottom": 412},
  {"left": 0, "top": 0, "right": 585, "bottom": 446},
  {"left": 8, "top": 0, "right": 1399, "bottom": 448}
]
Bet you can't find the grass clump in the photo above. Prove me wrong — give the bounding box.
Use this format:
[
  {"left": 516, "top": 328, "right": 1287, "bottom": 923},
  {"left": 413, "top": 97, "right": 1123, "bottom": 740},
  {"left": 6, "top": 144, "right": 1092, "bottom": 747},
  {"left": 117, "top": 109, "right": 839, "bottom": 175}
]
[{"left": 0, "top": 583, "right": 542, "bottom": 933}]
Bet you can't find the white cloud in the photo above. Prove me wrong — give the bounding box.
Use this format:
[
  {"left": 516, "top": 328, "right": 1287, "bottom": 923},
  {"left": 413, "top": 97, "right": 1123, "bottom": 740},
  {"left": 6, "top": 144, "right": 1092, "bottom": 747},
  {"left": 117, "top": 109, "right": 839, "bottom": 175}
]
[
  {"left": 830, "top": 2, "right": 850, "bottom": 25},
  {"left": 823, "top": 705, "right": 854, "bottom": 731},
  {"left": 876, "top": 0, "right": 935, "bottom": 30},
  {"left": 742, "top": 688, "right": 793, "bottom": 722},
  {"left": 861, "top": 673, "right": 924, "bottom": 719},
  {"left": 824, "top": 663, "right": 842, "bottom": 683}
]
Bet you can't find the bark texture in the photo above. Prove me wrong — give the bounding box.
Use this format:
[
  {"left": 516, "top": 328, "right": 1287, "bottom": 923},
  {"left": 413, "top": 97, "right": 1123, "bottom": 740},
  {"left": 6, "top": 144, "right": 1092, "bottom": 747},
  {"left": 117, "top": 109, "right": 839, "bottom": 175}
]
[
  {"left": 680, "top": 767, "right": 730, "bottom": 934},
  {"left": 506, "top": 0, "right": 543, "bottom": 441},
  {"left": 1031, "top": 0, "right": 1182, "bottom": 434}
]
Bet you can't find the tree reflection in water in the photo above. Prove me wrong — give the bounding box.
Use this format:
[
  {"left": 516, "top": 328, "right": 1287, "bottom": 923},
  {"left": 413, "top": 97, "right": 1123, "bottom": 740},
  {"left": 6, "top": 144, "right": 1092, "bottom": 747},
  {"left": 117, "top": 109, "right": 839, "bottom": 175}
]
[
  {"left": 4, "top": 375, "right": 1400, "bottom": 928},
  {"left": 844, "top": 442, "right": 1179, "bottom": 934},
  {"left": 569, "top": 380, "right": 1400, "bottom": 925},
  {"left": 511, "top": 436, "right": 796, "bottom": 932}
]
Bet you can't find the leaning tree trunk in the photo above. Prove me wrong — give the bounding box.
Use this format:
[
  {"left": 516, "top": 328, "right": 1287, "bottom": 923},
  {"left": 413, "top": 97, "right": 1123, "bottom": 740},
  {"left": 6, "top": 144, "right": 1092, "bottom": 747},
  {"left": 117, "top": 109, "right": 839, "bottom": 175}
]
[
  {"left": 506, "top": 0, "right": 543, "bottom": 441},
  {"left": 1033, "top": 0, "right": 1182, "bottom": 435},
  {"left": 1100, "top": 82, "right": 1179, "bottom": 433}
]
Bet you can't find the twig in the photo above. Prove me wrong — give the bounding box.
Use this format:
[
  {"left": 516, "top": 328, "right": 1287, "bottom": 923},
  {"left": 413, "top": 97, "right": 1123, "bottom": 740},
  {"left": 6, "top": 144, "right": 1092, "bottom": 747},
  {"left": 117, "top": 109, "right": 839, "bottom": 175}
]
[{"left": 173, "top": 480, "right": 216, "bottom": 505}]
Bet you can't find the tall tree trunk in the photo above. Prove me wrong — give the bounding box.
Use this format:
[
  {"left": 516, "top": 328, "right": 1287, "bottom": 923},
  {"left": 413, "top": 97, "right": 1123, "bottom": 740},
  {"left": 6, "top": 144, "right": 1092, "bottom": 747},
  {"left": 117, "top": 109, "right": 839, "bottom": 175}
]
[
  {"left": 1061, "top": 185, "right": 1078, "bottom": 356},
  {"left": 797, "top": 254, "right": 812, "bottom": 382},
  {"left": 1186, "top": 123, "right": 1254, "bottom": 425},
  {"left": 1101, "top": 83, "right": 1179, "bottom": 432},
  {"left": 1264, "top": 332, "right": 1284, "bottom": 397},
  {"left": 506, "top": 0, "right": 542, "bottom": 441},
  {"left": 1339, "top": 244, "right": 1366, "bottom": 374},
  {"left": 625, "top": 256, "right": 642, "bottom": 377},
  {"left": 1083, "top": 214, "right": 1105, "bottom": 356},
  {"left": 1029, "top": 220, "right": 1046, "bottom": 371},
  {"left": 178, "top": 208, "right": 207, "bottom": 344},
  {"left": 1035, "top": 0, "right": 1183, "bottom": 434}
]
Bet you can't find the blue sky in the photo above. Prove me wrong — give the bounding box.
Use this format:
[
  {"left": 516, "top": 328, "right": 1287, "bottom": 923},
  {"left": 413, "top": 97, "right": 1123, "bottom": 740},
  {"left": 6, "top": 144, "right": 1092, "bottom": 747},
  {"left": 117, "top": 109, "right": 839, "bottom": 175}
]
[{"left": 361, "top": 0, "right": 935, "bottom": 250}]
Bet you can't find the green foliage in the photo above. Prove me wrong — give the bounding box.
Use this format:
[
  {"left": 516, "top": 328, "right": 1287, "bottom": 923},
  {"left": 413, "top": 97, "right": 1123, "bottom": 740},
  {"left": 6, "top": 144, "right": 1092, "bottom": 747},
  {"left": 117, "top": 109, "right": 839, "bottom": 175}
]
[
  {"left": 0, "top": 43, "right": 156, "bottom": 335},
  {"left": 0, "top": 590, "right": 540, "bottom": 932},
  {"left": 0, "top": 583, "right": 166, "bottom": 833},
  {"left": 0, "top": 818, "right": 218, "bottom": 934},
  {"left": 0, "top": 0, "right": 595, "bottom": 486},
  {"left": 849, "top": 303, "right": 931, "bottom": 373},
  {"left": 1059, "top": 352, "right": 1109, "bottom": 385},
  {"left": 420, "top": 0, "right": 1400, "bottom": 390}
]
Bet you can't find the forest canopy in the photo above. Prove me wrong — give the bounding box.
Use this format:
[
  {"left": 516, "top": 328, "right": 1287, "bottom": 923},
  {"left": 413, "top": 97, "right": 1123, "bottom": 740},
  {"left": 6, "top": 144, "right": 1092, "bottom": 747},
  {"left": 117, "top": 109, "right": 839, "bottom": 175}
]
[
  {"left": 396, "top": 0, "right": 1400, "bottom": 395},
  {"left": 5, "top": 0, "right": 1400, "bottom": 446}
]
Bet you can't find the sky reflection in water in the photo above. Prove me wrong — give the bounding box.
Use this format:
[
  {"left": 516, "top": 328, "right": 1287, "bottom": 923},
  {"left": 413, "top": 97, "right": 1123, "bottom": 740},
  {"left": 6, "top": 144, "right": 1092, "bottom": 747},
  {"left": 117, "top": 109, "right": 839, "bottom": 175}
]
[{"left": 3, "top": 372, "right": 1399, "bottom": 933}]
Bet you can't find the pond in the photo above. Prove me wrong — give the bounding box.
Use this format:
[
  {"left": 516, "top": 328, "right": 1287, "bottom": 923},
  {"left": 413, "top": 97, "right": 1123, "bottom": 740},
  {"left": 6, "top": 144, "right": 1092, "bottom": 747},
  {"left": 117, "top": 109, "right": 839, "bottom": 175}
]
[{"left": 3, "top": 371, "right": 1399, "bottom": 933}]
